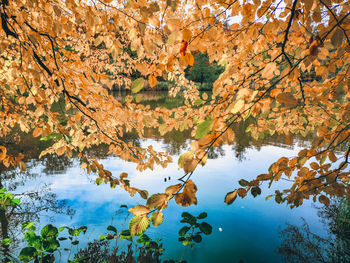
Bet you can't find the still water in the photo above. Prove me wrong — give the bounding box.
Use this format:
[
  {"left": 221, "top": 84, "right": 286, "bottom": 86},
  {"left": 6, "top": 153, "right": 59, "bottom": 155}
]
[{"left": 1, "top": 92, "right": 348, "bottom": 262}]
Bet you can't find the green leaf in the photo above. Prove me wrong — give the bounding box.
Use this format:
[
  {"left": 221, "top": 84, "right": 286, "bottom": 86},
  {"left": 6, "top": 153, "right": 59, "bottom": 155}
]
[
  {"left": 19, "top": 247, "right": 37, "bottom": 262},
  {"left": 24, "top": 231, "right": 41, "bottom": 249},
  {"left": 182, "top": 237, "right": 192, "bottom": 246},
  {"left": 181, "top": 212, "right": 196, "bottom": 225},
  {"left": 96, "top": 177, "right": 103, "bottom": 185},
  {"left": 195, "top": 119, "right": 213, "bottom": 139},
  {"left": 193, "top": 234, "right": 202, "bottom": 243},
  {"left": 120, "top": 230, "right": 131, "bottom": 236},
  {"left": 120, "top": 230, "right": 132, "bottom": 241},
  {"left": 131, "top": 78, "right": 144, "bottom": 93},
  {"left": 197, "top": 212, "right": 207, "bottom": 219},
  {"left": 1, "top": 238, "right": 12, "bottom": 246},
  {"left": 74, "top": 226, "right": 87, "bottom": 236},
  {"left": 40, "top": 133, "right": 62, "bottom": 141},
  {"left": 41, "top": 224, "right": 58, "bottom": 239},
  {"left": 107, "top": 225, "right": 117, "bottom": 233},
  {"left": 137, "top": 234, "right": 150, "bottom": 243},
  {"left": 59, "top": 226, "right": 67, "bottom": 232},
  {"left": 129, "top": 216, "right": 150, "bottom": 237},
  {"left": 178, "top": 226, "right": 190, "bottom": 237},
  {"left": 42, "top": 237, "right": 59, "bottom": 252},
  {"left": 11, "top": 198, "right": 20, "bottom": 205},
  {"left": 72, "top": 240, "right": 79, "bottom": 245},
  {"left": 99, "top": 234, "right": 106, "bottom": 241},
  {"left": 194, "top": 99, "right": 203, "bottom": 106},
  {"left": 199, "top": 222, "right": 212, "bottom": 235}
]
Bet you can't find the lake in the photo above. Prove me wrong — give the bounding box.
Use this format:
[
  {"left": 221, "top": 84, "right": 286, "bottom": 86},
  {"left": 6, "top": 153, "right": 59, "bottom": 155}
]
[{"left": 0, "top": 92, "right": 348, "bottom": 263}]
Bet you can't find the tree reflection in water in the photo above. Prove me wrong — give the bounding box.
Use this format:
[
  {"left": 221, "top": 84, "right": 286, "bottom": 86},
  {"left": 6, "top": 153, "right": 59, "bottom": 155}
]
[
  {"left": 278, "top": 199, "right": 350, "bottom": 263},
  {"left": 0, "top": 157, "right": 75, "bottom": 262}
]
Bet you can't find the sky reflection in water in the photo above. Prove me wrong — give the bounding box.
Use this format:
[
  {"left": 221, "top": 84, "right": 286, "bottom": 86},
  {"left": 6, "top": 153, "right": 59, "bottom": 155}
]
[{"left": 10, "top": 139, "right": 329, "bottom": 263}]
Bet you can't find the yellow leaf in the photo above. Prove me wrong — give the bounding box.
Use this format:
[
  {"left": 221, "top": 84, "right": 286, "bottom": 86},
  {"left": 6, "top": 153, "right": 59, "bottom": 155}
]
[
  {"left": 182, "top": 28, "right": 192, "bottom": 42},
  {"left": 261, "top": 62, "right": 277, "bottom": 79},
  {"left": 129, "top": 216, "right": 149, "bottom": 236},
  {"left": 230, "top": 99, "right": 244, "bottom": 114},
  {"left": 95, "top": 36, "right": 104, "bottom": 46},
  {"left": 224, "top": 190, "right": 237, "bottom": 205},
  {"left": 150, "top": 211, "right": 164, "bottom": 227},
  {"left": 165, "top": 184, "right": 182, "bottom": 195},
  {"left": 128, "top": 205, "right": 150, "bottom": 216},
  {"left": 146, "top": 193, "right": 169, "bottom": 209}
]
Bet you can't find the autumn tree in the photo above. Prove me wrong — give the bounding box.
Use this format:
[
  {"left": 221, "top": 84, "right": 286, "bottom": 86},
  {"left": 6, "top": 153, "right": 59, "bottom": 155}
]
[{"left": 0, "top": 0, "right": 349, "bottom": 236}]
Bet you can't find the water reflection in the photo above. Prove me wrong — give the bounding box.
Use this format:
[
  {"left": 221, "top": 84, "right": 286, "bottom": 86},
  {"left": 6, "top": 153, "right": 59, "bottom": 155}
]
[
  {"left": 0, "top": 91, "right": 345, "bottom": 262},
  {"left": 278, "top": 199, "right": 350, "bottom": 262}
]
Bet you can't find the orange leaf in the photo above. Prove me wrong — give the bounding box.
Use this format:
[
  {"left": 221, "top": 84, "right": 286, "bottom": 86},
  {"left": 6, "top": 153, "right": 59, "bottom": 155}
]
[
  {"left": 148, "top": 74, "right": 157, "bottom": 88},
  {"left": 184, "top": 52, "right": 194, "bottom": 66}
]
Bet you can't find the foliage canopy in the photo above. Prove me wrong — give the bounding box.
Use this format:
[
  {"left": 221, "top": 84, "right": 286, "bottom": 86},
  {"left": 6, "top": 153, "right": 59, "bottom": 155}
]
[{"left": 0, "top": 0, "right": 350, "bottom": 235}]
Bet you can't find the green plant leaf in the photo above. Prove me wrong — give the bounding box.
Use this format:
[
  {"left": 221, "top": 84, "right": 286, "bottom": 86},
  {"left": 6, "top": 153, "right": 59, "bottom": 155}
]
[
  {"left": 42, "top": 237, "right": 59, "bottom": 252},
  {"left": 181, "top": 212, "right": 196, "bottom": 225},
  {"left": 194, "top": 99, "right": 203, "bottom": 106},
  {"left": 19, "top": 247, "right": 37, "bottom": 262},
  {"left": 199, "top": 222, "right": 212, "bottom": 235},
  {"left": 96, "top": 177, "right": 103, "bottom": 185},
  {"left": 41, "top": 224, "right": 58, "bottom": 239},
  {"left": 131, "top": 78, "right": 144, "bottom": 93},
  {"left": 193, "top": 234, "right": 202, "bottom": 243},
  {"left": 195, "top": 119, "right": 213, "bottom": 139},
  {"left": 24, "top": 231, "right": 41, "bottom": 249},
  {"left": 59, "top": 226, "right": 67, "bottom": 232},
  {"left": 137, "top": 234, "right": 150, "bottom": 243},
  {"left": 178, "top": 226, "right": 190, "bottom": 237},
  {"left": 197, "top": 212, "right": 207, "bottom": 219},
  {"left": 1, "top": 238, "right": 12, "bottom": 246},
  {"left": 107, "top": 225, "right": 117, "bottom": 233}
]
